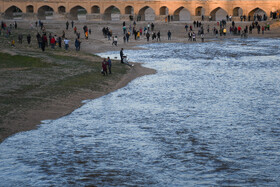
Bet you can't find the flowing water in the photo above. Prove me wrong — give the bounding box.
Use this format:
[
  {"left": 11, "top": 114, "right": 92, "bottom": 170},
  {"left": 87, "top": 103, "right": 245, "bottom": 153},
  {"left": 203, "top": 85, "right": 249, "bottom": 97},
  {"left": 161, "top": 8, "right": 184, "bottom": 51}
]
[{"left": 1, "top": 38, "right": 280, "bottom": 186}]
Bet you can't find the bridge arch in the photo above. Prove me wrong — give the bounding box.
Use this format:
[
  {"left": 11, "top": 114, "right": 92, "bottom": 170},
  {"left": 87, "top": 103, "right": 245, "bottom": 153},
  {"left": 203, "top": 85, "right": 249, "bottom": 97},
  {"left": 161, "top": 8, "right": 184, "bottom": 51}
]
[
  {"left": 248, "top": 7, "right": 268, "bottom": 21},
  {"left": 69, "top": 5, "right": 87, "bottom": 20},
  {"left": 4, "top": 5, "right": 23, "bottom": 19},
  {"left": 138, "top": 6, "right": 155, "bottom": 21},
  {"left": 233, "top": 7, "right": 243, "bottom": 17},
  {"left": 91, "top": 5, "right": 100, "bottom": 14},
  {"left": 173, "top": 7, "right": 191, "bottom": 21},
  {"left": 160, "top": 6, "right": 169, "bottom": 16},
  {"left": 38, "top": 5, "right": 54, "bottom": 20},
  {"left": 210, "top": 7, "right": 228, "bottom": 21},
  {"left": 125, "top": 6, "right": 134, "bottom": 15},
  {"left": 195, "top": 6, "right": 205, "bottom": 16},
  {"left": 58, "top": 6, "right": 66, "bottom": 14},
  {"left": 26, "top": 5, "right": 34, "bottom": 13},
  {"left": 104, "top": 6, "right": 121, "bottom": 21}
]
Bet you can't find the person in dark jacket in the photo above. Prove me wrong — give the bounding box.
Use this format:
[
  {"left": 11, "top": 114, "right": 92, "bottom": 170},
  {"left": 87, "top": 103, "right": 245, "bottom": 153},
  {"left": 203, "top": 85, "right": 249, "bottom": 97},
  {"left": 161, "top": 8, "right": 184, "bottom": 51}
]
[
  {"left": 120, "top": 48, "right": 124, "bottom": 63},
  {"left": 27, "top": 34, "right": 31, "bottom": 44},
  {"left": 107, "top": 57, "right": 112, "bottom": 74}
]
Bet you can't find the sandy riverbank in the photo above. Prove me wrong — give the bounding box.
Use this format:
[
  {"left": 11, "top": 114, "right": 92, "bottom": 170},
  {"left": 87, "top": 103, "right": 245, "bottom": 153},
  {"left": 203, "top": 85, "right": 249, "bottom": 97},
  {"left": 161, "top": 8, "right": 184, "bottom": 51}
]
[{"left": 1, "top": 19, "right": 280, "bottom": 143}]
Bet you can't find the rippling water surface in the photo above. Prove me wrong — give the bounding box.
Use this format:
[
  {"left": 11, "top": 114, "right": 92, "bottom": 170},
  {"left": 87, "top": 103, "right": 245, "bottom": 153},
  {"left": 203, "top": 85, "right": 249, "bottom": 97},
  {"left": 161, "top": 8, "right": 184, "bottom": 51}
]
[{"left": 1, "top": 38, "right": 280, "bottom": 186}]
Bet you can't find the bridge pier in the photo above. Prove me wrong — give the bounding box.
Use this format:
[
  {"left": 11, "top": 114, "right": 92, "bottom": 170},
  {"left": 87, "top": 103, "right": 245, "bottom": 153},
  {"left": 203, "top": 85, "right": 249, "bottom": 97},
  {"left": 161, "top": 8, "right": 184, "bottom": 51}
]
[
  {"left": 120, "top": 14, "right": 132, "bottom": 21},
  {"left": 155, "top": 15, "right": 167, "bottom": 21},
  {"left": 22, "top": 13, "right": 37, "bottom": 20},
  {"left": 192, "top": 15, "right": 202, "bottom": 21},
  {"left": 86, "top": 14, "right": 101, "bottom": 21},
  {"left": 51, "top": 12, "right": 67, "bottom": 20}
]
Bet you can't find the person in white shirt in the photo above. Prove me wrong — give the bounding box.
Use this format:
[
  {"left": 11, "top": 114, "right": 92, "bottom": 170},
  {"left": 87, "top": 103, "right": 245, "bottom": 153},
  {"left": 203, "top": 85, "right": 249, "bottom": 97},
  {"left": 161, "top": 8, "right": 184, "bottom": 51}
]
[
  {"left": 64, "top": 38, "right": 70, "bottom": 50},
  {"left": 112, "top": 36, "right": 118, "bottom": 46}
]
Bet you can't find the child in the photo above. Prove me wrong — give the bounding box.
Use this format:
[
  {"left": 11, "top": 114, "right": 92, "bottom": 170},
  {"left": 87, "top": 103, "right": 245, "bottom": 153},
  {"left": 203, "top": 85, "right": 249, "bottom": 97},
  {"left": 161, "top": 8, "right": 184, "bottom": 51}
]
[{"left": 11, "top": 39, "right": 15, "bottom": 47}]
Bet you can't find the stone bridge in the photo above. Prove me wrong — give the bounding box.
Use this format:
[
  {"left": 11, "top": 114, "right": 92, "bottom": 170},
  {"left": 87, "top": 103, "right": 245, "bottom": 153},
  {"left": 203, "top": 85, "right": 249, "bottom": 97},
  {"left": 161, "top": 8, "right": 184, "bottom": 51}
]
[{"left": 1, "top": 0, "right": 279, "bottom": 21}]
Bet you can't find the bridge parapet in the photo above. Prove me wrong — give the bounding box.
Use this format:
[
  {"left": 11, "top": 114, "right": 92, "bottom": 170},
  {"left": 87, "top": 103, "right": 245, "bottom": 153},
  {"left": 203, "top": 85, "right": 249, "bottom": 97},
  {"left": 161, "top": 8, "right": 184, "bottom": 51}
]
[{"left": 0, "top": 0, "right": 279, "bottom": 21}]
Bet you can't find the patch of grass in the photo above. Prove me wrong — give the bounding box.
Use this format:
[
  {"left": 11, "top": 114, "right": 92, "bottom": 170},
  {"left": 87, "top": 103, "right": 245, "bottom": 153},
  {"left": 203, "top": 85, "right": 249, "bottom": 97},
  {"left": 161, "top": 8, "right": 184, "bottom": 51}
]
[
  {"left": 46, "top": 61, "right": 128, "bottom": 95},
  {"left": 56, "top": 71, "right": 102, "bottom": 88},
  {"left": 49, "top": 54, "right": 81, "bottom": 61},
  {"left": 0, "top": 96, "right": 41, "bottom": 117},
  {"left": 0, "top": 52, "right": 53, "bottom": 68},
  {"left": 0, "top": 128, "right": 6, "bottom": 132},
  {"left": 4, "top": 84, "right": 41, "bottom": 95}
]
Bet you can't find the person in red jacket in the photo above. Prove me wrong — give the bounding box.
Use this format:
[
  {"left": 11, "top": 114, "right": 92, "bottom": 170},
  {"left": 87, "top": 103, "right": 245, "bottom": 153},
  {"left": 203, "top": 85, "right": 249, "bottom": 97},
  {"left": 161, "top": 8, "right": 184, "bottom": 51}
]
[
  {"left": 237, "top": 26, "right": 241, "bottom": 35},
  {"left": 43, "top": 34, "right": 48, "bottom": 47},
  {"left": 50, "top": 37, "right": 56, "bottom": 49},
  {"left": 101, "top": 58, "right": 108, "bottom": 76}
]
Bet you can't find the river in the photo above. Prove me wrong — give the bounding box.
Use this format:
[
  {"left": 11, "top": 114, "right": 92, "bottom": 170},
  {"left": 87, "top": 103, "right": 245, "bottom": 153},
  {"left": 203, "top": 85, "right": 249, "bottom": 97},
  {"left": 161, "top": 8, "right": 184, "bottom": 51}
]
[{"left": 0, "top": 38, "right": 280, "bottom": 186}]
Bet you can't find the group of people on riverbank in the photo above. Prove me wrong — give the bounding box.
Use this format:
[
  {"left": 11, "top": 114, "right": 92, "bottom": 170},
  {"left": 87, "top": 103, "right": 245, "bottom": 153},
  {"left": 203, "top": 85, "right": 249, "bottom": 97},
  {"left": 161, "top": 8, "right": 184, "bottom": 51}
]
[
  {"left": 0, "top": 20, "right": 89, "bottom": 51},
  {"left": 1, "top": 21, "right": 15, "bottom": 38},
  {"left": 108, "top": 21, "right": 173, "bottom": 44},
  {"left": 1, "top": 17, "right": 274, "bottom": 54},
  {"left": 184, "top": 18, "right": 271, "bottom": 42},
  {"left": 34, "top": 21, "right": 80, "bottom": 52},
  {"left": 102, "top": 21, "right": 164, "bottom": 45}
]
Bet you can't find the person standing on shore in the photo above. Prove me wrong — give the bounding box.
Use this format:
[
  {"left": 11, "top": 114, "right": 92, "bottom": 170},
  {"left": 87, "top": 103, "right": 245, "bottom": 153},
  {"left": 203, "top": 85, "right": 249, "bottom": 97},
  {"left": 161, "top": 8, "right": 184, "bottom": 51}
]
[
  {"left": 126, "top": 32, "right": 130, "bottom": 42},
  {"left": 167, "top": 30, "right": 171, "bottom": 40},
  {"left": 112, "top": 36, "right": 118, "bottom": 46},
  {"left": 157, "top": 31, "right": 161, "bottom": 42},
  {"left": 107, "top": 57, "right": 112, "bottom": 74},
  {"left": 50, "top": 36, "right": 56, "bottom": 49},
  {"left": 58, "top": 36, "right": 62, "bottom": 48},
  {"left": 41, "top": 36, "right": 45, "bottom": 52},
  {"left": 27, "top": 34, "right": 31, "bottom": 44},
  {"left": 66, "top": 21, "right": 69, "bottom": 30},
  {"left": 123, "top": 35, "right": 126, "bottom": 43},
  {"left": 36, "top": 33, "right": 41, "bottom": 48},
  {"left": 11, "top": 39, "right": 15, "bottom": 47},
  {"left": 201, "top": 34, "right": 204, "bottom": 42},
  {"left": 18, "top": 34, "right": 23, "bottom": 44},
  {"left": 85, "top": 30, "right": 88, "bottom": 40},
  {"left": 42, "top": 34, "right": 48, "bottom": 47},
  {"left": 75, "top": 38, "right": 81, "bottom": 51},
  {"left": 146, "top": 32, "right": 150, "bottom": 42},
  {"left": 62, "top": 30, "right": 65, "bottom": 39},
  {"left": 102, "top": 58, "right": 108, "bottom": 76},
  {"left": 120, "top": 48, "right": 124, "bottom": 63},
  {"left": 257, "top": 25, "right": 261, "bottom": 34},
  {"left": 71, "top": 20, "right": 74, "bottom": 28},
  {"left": 64, "top": 38, "right": 70, "bottom": 50}
]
